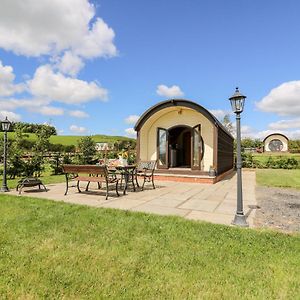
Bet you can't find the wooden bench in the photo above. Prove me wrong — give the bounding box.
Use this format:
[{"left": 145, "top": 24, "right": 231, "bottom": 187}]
[{"left": 62, "top": 164, "right": 119, "bottom": 200}]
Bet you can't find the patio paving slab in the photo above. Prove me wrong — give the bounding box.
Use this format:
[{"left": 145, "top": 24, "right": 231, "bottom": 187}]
[
  {"left": 7, "top": 170, "right": 257, "bottom": 227},
  {"left": 131, "top": 203, "right": 190, "bottom": 217}
]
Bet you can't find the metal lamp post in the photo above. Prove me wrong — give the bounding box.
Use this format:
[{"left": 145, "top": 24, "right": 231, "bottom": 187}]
[
  {"left": 229, "top": 88, "right": 248, "bottom": 227},
  {"left": 1, "top": 117, "right": 12, "bottom": 192}
]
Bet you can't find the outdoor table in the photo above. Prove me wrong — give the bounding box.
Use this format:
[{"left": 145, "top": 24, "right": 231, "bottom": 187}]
[
  {"left": 108, "top": 165, "right": 136, "bottom": 195},
  {"left": 16, "top": 177, "right": 47, "bottom": 195}
]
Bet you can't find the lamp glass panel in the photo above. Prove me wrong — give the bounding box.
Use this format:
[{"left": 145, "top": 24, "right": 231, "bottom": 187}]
[
  {"left": 2, "top": 122, "right": 9, "bottom": 131},
  {"left": 230, "top": 99, "right": 236, "bottom": 112}
]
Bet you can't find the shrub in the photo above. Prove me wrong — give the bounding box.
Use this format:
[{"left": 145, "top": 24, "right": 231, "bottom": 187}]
[
  {"left": 76, "top": 136, "right": 96, "bottom": 164},
  {"left": 50, "top": 153, "right": 73, "bottom": 175},
  {"left": 242, "top": 154, "right": 299, "bottom": 169},
  {"left": 23, "top": 156, "right": 45, "bottom": 177}
]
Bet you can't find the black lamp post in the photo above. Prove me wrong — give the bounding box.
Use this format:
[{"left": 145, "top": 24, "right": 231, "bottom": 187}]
[
  {"left": 229, "top": 88, "right": 248, "bottom": 227},
  {"left": 1, "top": 117, "right": 12, "bottom": 192}
]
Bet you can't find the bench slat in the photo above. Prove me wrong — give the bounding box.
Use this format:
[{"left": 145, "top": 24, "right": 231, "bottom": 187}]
[
  {"left": 77, "top": 176, "right": 105, "bottom": 182},
  {"left": 62, "top": 164, "right": 107, "bottom": 175}
]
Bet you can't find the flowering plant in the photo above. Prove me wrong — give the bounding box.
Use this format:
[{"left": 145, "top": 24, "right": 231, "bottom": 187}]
[{"left": 118, "top": 150, "right": 128, "bottom": 159}]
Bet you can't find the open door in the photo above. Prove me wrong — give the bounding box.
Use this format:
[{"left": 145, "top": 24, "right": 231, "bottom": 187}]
[
  {"left": 157, "top": 127, "right": 168, "bottom": 169},
  {"left": 191, "top": 124, "right": 202, "bottom": 170}
]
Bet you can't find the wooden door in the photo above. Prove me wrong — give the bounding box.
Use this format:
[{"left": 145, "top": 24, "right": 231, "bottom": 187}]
[
  {"left": 191, "top": 124, "right": 202, "bottom": 170},
  {"left": 157, "top": 127, "right": 168, "bottom": 169}
]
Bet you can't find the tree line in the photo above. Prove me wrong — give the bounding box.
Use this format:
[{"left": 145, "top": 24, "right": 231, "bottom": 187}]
[{"left": 11, "top": 122, "right": 57, "bottom": 135}]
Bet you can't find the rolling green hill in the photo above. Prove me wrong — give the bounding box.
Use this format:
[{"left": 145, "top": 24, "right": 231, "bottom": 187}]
[{"left": 1, "top": 132, "right": 135, "bottom": 146}]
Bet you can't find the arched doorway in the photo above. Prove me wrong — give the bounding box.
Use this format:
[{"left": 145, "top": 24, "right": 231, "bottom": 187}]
[
  {"left": 168, "top": 125, "right": 191, "bottom": 167},
  {"left": 157, "top": 124, "right": 204, "bottom": 170}
]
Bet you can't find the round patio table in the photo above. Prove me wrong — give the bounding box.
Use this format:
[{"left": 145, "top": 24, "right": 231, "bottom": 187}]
[{"left": 108, "top": 165, "right": 136, "bottom": 195}]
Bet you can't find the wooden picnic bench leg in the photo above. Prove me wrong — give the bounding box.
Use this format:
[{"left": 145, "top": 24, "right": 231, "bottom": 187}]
[
  {"left": 152, "top": 175, "right": 155, "bottom": 189},
  {"left": 135, "top": 174, "right": 140, "bottom": 188},
  {"left": 116, "top": 180, "right": 119, "bottom": 197},
  {"left": 19, "top": 184, "right": 24, "bottom": 195},
  {"left": 141, "top": 176, "right": 146, "bottom": 191},
  {"left": 123, "top": 173, "right": 128, "bottom": 195},
  {"left": 77, "top": 180, "right": 81, "bottom": 193},
  {"left": 105, "top": 181, "right": 109, "bottom": 200},
  {"left": 85, "top": 181, "right": 90, "bottom": 191},
  {"left": 41, "top": 183, "right": 47, "bottom": 192},
  {"left": 131, "top": 171, "right": 136, "bottom": 192},
  {"left": 64, "top": 174, "right": 69, "bottom": 195}
]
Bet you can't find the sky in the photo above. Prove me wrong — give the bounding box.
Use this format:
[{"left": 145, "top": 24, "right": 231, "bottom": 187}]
[{"left": 0, "top": 0, "right": 300, "bottom": 139}]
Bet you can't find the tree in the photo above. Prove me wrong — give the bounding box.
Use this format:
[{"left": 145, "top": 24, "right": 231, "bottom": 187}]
[
  {"left": 222, "top": 114, "right": 234, "bottom": 135},
  {"left": 77, "top": 136, "right": 96, "bottom": 164},
  {"left": 34, "top": 125, "right": 53, "bottom": 152}
]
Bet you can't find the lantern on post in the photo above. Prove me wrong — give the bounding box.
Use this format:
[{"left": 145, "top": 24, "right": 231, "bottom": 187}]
[
  {"left": 1, "top": 117, "right": 12, "bottom": 192},
  {"left": 229, "top": 88, "right": 248, "bottom": 227}
]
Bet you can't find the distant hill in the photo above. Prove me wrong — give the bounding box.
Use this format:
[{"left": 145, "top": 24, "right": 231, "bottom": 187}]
[{"left": 3, "top": 132, "right": 135, "bottom": 146}]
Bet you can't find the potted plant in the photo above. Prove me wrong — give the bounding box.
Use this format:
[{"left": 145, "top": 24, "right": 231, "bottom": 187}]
[
  {"left": 209, "top": 166, "right": 216, "bottom": 177},
  {"left": 118, "top": 150, "right": 128, "bottom": 166}
]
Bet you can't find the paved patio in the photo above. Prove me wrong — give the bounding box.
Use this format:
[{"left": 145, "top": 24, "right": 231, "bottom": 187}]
[{"left": 9, "top": 170, "right": 257, "bottom": 227}]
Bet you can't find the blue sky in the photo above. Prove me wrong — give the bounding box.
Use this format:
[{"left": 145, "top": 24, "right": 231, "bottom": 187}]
[{"left": 1, "top": 0, "right": 300, "bottom": 139}]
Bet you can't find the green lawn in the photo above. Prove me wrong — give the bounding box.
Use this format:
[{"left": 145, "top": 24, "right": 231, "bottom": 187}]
[
  {"left": 0, "top": 195, "right": 299, "bottom": 299},
  {"left": 1, "top": 132, "right": 134, "bottom": 146},
  {"left": 0, "top": 163, "right": 66, "bottom": 189},
  {"left": 256, "top": 169, "right": 300, "bottom": 189},
  {"left": 253, "top": 153, "right": 300, "bottom": 164},
  {"left": 0, "top": 174, "right": 65, "bottom": 189}
]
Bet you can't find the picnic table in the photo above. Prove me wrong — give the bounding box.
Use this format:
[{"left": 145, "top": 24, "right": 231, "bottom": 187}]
[{"left": 16, "top": 177, "right": 47, "bottom": 195}]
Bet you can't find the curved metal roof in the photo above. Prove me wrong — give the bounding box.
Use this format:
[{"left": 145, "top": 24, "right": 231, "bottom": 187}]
[
  {"left": 263, "top": 133, "right": 289, "bottom": 143},
  {"left": 134, "top": 99, "right": 233, "bottom": 139}
]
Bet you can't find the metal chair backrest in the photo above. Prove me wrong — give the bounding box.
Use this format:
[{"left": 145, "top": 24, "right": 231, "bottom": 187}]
[{"left": 137, "top": 160, "right": 157, "bottom": 173}]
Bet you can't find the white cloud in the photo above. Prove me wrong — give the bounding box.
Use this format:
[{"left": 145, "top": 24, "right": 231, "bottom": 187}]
[
  {"left": 256, "top": 81, "right": 300, "bottom": 116},
  {"left": 0, "top": 97, "right": 50, "bottom": 111},
  {"left": 209, "top": 109, "right": 231, "bottom": 121},
  {"left": 74, "top": 18, "right": 117, "bottom": 59},
  {"left": 70, "top": 124, "right": 87, "bottom": 134},
  {"left": 69, "top": 110, "right": 89, "bottom": 118},
  {"left": 31, "top": 106, "right": 64, "bottom": 116},
  {"left": 268, "top": 118, "right": 300, "bottom": 130},
  {"left": 0, "top": 61, "right": 25, "bottom": 97},
  {"left": 0, "top": 0, "right": 117, "bottom": 58},
  {"left": 156, "top": 84, "right": 184, "bottom": 98},
  {"left": 125, "top": 115, "right": 140, "bottom": 124},
  {"left": 57, "top": 51, "right": 84, "bottom": 76},
  {"left": 125, "top": 128, "right": 136, "bottom": 138},
  {"left": 28, "top": 65, "right": 108, "bottom": 104},
  {"left": 0, "top": 110, "right": 21, "bottom": 122}
]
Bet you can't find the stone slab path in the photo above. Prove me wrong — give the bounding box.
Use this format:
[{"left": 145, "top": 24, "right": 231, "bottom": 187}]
[{"left": 9, "top": 171, "right": 257, "bottom": 227}]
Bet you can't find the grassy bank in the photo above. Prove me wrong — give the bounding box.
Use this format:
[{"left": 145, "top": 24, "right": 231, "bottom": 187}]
[
  {"left": 256, "top": 169, "right": 300, "bottom": 189},
  {"left": 1, "top": 132, "right": 134, "bottom": 146},
  {"left": 0, "top": 195, "right": 299, "bottom": 298}
]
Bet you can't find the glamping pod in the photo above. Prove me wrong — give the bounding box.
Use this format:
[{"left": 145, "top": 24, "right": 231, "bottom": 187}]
[
  {"left": 263, "top": 133, "right": 289, "bottom": 152},
  {"left": 134, "top": 99, "right": 234, "bottom": 183}
]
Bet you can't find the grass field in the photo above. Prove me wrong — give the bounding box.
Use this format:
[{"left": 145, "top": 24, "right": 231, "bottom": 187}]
[
  {"left": 0, "top": 163, "right": 66, "bottom": 189},
  {"left": 1, "top": 132, "right": 134, "bottom": 146},
  {"left": 0, "top": 195, "right": 299, "bottom": 299},
  {"left": 256, "top": 169, "right": 300, "bottom": 189},
  {"left": 253, "top": 152, "right": 300, "bottom": 164},
  {"left": 0, "top": 174, "right": 65, "bottom": 189}
]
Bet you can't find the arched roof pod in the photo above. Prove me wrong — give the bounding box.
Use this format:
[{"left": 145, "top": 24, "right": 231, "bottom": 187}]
[
  {"left": 263, "top": 133, "right": 289, "bottom": 143},
  {"left": 134, "top": 99, "right": 233, "bottom": 139}
]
